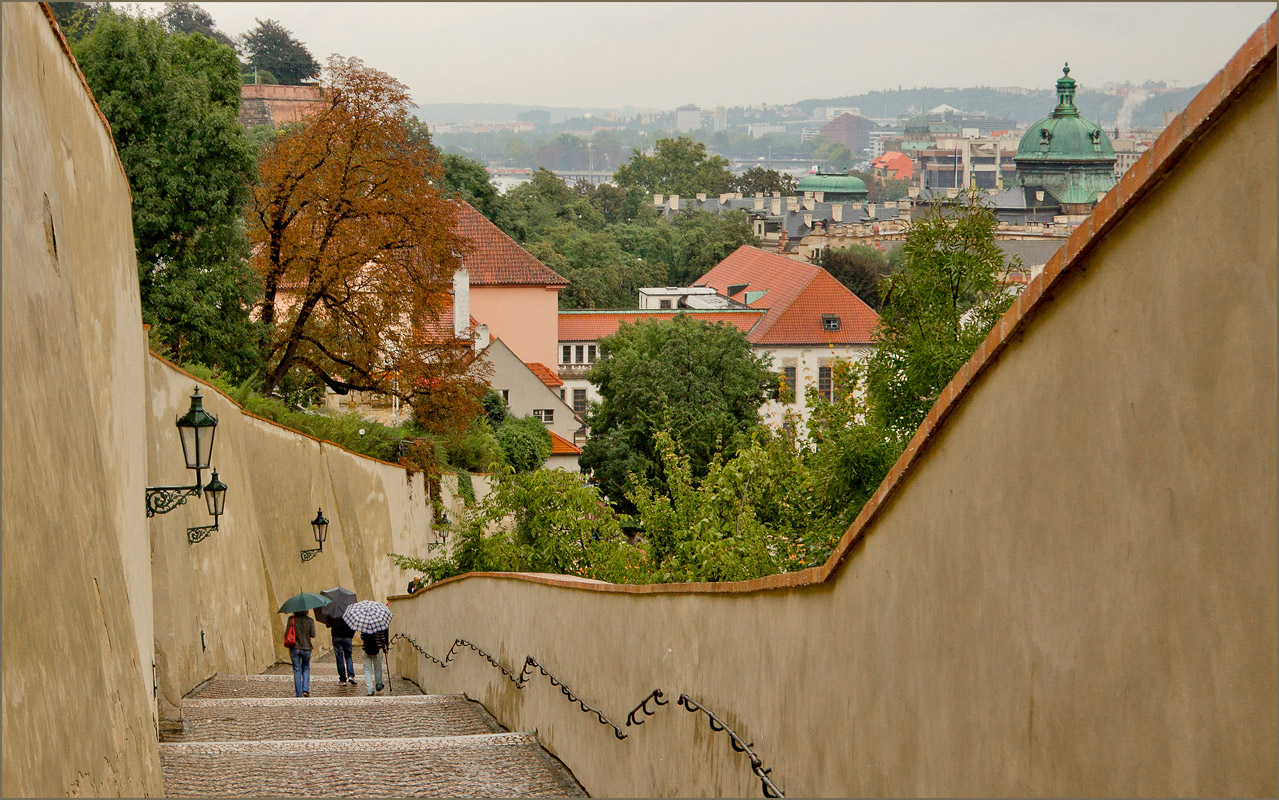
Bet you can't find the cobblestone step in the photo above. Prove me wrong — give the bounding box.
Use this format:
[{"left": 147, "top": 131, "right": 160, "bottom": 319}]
[
  {"left": 188, "top": 673, "right": 420, "bottom": 699},
  {"left": 162, "top": 695, "right": 505, "bottom": 742},
  {"left": 264, "top": 657, "right": 342, "bottom": 675},
  {"left": 159, "top": 734, "right": 587, "bottom": 797}
]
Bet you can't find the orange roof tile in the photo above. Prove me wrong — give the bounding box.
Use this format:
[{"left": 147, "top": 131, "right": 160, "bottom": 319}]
[
  {"left": 548, "top": 430, "right": 581, "bottom": 455},
  {"left": 695, "top": 247, "right": 879, "bottom": 345},
  {"left": 524, "top": 362, "right": 563, "bottom": 387},
  {"left": 453, "top": 202, "right": 568, "bottom": 287},
  {"left": 872, "top": 151, "right": 914, "bottom": 180},
  {"left": 558, "top": 309, "right": 765, "bottom": 341}
]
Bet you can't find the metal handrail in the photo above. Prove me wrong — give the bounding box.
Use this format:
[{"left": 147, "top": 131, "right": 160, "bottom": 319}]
[{"left": 389, "top": 632, "right": 784, "bottom": 797}]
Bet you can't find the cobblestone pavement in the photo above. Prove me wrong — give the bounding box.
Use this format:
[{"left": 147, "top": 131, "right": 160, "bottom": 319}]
[
  {"left": 160, "top": 663, "right": 587, "bottom": 796},
  {"left": 189, "top": 673, "right": 422, "bottom": 698}
]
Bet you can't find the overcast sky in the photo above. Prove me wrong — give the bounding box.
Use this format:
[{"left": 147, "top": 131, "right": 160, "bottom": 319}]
[{"left": 138, "top": 2, "right": 1273, "bottom": 109}]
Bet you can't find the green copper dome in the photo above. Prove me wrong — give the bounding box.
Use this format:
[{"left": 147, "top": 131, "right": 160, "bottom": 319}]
[
  {"left": 1015, "top": 64, "right": 1116, "bottom": 164},
  {"left": 904, "top": 114, "right": 930, "bottom": 134},
  {"left": 1014, "top": 63, "right": 1117, "bottom": 208},
  {"left": 797, "top": 173, "right": 868, "bottom": 195}
]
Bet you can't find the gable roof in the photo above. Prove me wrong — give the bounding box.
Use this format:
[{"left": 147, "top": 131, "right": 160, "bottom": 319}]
[
  {"left": 453, "top": 202, "right": 568, "bottom": 287},
  {"left": 548, "top": 430, "right": 582, "bottom": 456},
  {"left": 524, "top": 362, "right": 563, "bottom": 388},
  {"left": 559, "top": 309, "right": 765, "bottom": 342},
  {"left": 695, "top": 246, "right": 880, "bottom": 346}
]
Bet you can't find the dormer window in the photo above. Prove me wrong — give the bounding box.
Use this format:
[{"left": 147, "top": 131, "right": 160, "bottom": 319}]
[{"left": 822, "top": 314, "right": 841, "bottom": 332}]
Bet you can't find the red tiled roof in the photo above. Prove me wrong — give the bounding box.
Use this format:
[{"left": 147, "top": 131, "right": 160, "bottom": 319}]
[
  {"left": 548, "top": 430, "right": 581, "bottom": 455},
  {"left": 453, "top": 202, "right": 568, "bottom": 287},
  {"left": 872, "top": 151, "right": 914, "bottom": 180},
  {"left": 525, "top": 362, "right": 563, "bottom": 387},
  {"left": 695, "top": 246, "right": 879, "bottom": 345},
  {"left": 558, "top": 309, "right": 765, "bottom": 342}
]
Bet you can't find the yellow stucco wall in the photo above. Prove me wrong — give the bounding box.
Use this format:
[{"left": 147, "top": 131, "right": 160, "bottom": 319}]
[
  {"left": 2, "top": 4, "right": 162, "bottom": 795},
  {"left": 390, "top": 60, "right": 1277, "bottom": 798},
  {"left": 146, "top": 356, "right": 432, "bottom": 726}
]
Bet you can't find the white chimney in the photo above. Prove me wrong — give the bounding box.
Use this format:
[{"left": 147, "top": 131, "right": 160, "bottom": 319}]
[
  {"left": 654, "top": 194, "right": 664, "bottom": 206},
  {"left": 720, "top": 193, "right": 731, "bottom": 203},
  {"left": 771, "top": 198, "right": 782, "bottom": 215},
  {"left": 802, "top": 197, "right": 815, "bottom": 211},
  {"left": 474, "top": 323, "right": 490, "bottom": 351},
  {"left": 786, "top": 196, "right": 799, "bottom": 212},
  {"left": 696, "top": 193, "right": 706, "bottom": 201},
  {"left": 804, "top": 213, "right": 813, "bottom": 228},
  {"left": 831, "top": 205, "right": 843, "bottom": 222},
  {"left": 670, "top": 194, "right": 680, "bottom": 210},
  {"left": 754, "top": 196, "right": 765, "bottom": 211},
  {"left": 453, "top": 267, "right": 470, "bottom": 339},
  {"left": 814, "top": 191, "right": 824, "bottom": 203},
  {"left": 867, "top": 203, "right": 877, "bottom": 218}
]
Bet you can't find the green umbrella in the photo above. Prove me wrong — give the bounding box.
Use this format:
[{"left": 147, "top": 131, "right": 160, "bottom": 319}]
[{"left": 278, "top": 592, "right": 332, "bottom": 614}]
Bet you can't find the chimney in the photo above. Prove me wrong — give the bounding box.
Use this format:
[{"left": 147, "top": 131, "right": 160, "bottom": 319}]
[
  {"left": 777, "top": 229, "right": 789, "bottom": 253},
  {"left": 831, "top": 205, "right": 843, "bottom": 222},
  {"left": 771, "top": 198, "right": 781, "bottom": 215},
  {"left": 654, "top": 194, "right": 664, "bottom": 206},
  {"left": 867, "top": 203, "right": 876, "bottom": 218},
  {"left": 720, "top": 193, "right": 731, "bottom": 203},
  {"left": 474, "top": 323, "right": 490, "bottom": 351},
  {"left": 802, "top": 196, "right": 815, "bottom": 211},
  {"left": 814, "top": 191, "right": 824, "bottom": 203},
  {"left": 670, "top": 194, "right": 680, "bottom": 210},
  {"left": 734, "top": 192, "right": 743, "bottom": 199},
  {"left": 804, "top": 213, "right": 813, "bottom": 228},
  {"left": 453, "top": 267, "right": 470, "bottom": 339},
  {"left": 786, "top": 196, "right": 799, "bottom": 212},
  {"left": 696, "top": 193, "right": 707, "bottom": 201},
  {"left": 755, "top": 196, "right": 765, "bottom": 211}
]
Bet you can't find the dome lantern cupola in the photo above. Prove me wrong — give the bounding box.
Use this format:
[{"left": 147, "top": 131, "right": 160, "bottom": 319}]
[{"left": 1054, "top": 63, "right": 1080, "bottom": 116}]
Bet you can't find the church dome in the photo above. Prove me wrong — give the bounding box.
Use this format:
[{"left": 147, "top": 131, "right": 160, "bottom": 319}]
[
  {"left": 796, "top": 173, "right": 868, "bottom": 195},
  {"left": 904, "top": 114, "right": 930, "bottom": 134},
  {"left": 1015, "top": 64, "right": 1116, "bottom": 164}
]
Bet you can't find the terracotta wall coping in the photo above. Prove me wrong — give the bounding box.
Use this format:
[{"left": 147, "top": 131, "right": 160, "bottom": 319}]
[{"left": 398, "top": 12, "right": 1277, "bottom": 602}]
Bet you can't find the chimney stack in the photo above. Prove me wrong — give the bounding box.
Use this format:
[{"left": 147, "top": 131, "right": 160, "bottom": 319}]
[
  {"left": 831, "top": 205, "right": 843, "bottom": 222},
  {"left": 670, "top": 194, "right": 680, "bottom": 210},
  {"left": 474, "top": 323, "right": 490, "bottom": 351},
  {"left": 654, "top": 194, "right": 664, "bottom": 206},
  {"left": 771, "top": 198, "right": 782, "bottom": 215},
  {"left": 453, "top": 267, "right": 470, "bottom": 340},
  {"left": 696, "top": 193, "right": 707, "bottom": 201},
  {"left": 754, "top": 195, "right": 765, "bottom": 211}
]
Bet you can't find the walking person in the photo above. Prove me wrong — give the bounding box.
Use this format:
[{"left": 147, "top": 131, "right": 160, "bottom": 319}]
[
  {"left": 361, "top": 627, "right": 388, "bottom": 695},
  {"left": 330, "top": 615, "right": 357, "bottom": 687},
  {"left": 287, "top": 610, "right": 316, "bottom": 697}
]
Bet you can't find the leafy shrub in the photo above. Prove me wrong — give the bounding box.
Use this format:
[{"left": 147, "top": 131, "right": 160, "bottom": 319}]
[{"left": 494, "top": 416, "right": 553, "bottom": 473}]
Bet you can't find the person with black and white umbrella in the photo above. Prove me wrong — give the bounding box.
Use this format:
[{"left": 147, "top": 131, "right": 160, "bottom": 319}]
[{"left": 342, "top": 600, "right": 393, "bottom": 696}]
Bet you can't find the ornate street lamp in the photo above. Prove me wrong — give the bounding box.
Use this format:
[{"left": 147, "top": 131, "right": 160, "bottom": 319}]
[
  {"left": 186, "top": 469, "right": 228, "bottom": 544},
  {"left": 300, "top": 507, "right": 328, "bottom": 562},
  {"left": 146, "top": 386, "right": 228, "bottom": 546}
]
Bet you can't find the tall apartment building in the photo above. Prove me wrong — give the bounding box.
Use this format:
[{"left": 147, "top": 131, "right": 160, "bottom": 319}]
[{"left": 675, "top": 104, "right": 701, "bottom": 133}]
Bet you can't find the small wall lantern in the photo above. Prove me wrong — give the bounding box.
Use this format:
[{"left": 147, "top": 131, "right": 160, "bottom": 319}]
[
  {"left": 187, "top": 469, "right": 228, "bottom": 544},
  {"left": 300, "top": 507, "right": 328, "bottom": 562}
]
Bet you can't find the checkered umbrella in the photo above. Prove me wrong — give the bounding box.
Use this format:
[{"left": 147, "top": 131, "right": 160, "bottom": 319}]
[{"left": 341, "top": 600, "right": 392, "bottom": 634}]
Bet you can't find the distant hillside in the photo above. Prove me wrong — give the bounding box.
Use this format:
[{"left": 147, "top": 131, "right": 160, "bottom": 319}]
[
  {"left": 797, "top": 84, "right": 1205, "bottom": 129},
  {"left": 414, "top": 103, "right": 627, "bottom": 124}
]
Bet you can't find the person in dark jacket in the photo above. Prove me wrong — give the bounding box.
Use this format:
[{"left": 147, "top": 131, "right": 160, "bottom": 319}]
[
  {"left": 329, "top": 616, "right": 357, "bottom": 686},
  {"left": 288, "top": 610, "right": 317, "bottom": 697},
  {"left": 361, "top": 628, "right": 389, "bottom": 695}
]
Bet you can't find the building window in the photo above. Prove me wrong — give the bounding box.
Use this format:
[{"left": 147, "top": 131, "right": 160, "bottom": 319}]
[
  {"left": 573, "top": 388, "right": 587, "bottom": 413},
  {"left": 659, "top": 299, "right": 672, "bottom": 309},
  {"left": 533, "top": 409, "right": 554, "bottom": 424},
  {"left": 560, "top": 388, "right": 566, "bottom": 401},
  {"left": 501, "top": 389, "right": 509, "bottom": 403},
  {"left": 562, "top": 345, "right": 572, "bottom": 364},
  {"left": 822, "top": 314, "right": 841, "bottom": 332},
  {"left": 782, "top": 366, "right": 797, "bottom": 403},
  {"left": 575, "top": 345, "right": 585, "bottom": 363},
  {"left": 818, "top": 366, "right": 833, "bottom": 401},
  {"left": 587, "top": 344, "right": 596, "bottom": 363}
]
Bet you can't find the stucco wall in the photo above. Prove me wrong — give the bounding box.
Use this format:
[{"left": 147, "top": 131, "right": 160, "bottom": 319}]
[
  {"left": 470, "top": 284, "right": 561, "bottom": 370},
  {"left": 484, "top": 337, "right": 579, "bottom": 443},
  {"left": 390, "top": 54, "right": 1277, "bottom": 798},
  {"left": 146, "top": 355, "right": 432, "bottom": 726},
  {"left": 2, "top": 4, "right": 162, "bottom": 795}
]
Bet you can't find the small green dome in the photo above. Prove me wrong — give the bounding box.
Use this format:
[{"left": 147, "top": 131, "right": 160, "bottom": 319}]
[
  {"left": 904, "top": 114, "right": 930, "bottom": 134},
  {"left": 796, "top": 173, "right": 868, "bottom": 194},
  {"left": 1015, "top": 63, "right": 1116, "bottom": 164}
]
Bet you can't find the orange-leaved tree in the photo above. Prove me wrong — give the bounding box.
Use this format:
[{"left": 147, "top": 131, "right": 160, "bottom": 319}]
[{"left": 248, "top": 55, "right": 488, "bottom": 429}]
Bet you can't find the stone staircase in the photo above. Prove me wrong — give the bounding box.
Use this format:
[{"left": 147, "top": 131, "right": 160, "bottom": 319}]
[{"left": 159, "top": 653, "right": 586, "bottom": 797}]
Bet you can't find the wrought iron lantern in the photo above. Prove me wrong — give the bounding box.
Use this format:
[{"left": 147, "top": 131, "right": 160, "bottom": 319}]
[
  {"left": 301, "top": 507, "right": 328, "bottom": 562},
  {"left": 186, "top": 469, "right": 229, "bottom": 544},
  {"left": 175, "top": 387, "right": 217, "bottom": 475}
]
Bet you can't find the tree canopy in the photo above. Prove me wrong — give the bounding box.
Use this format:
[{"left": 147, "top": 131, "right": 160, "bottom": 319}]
[
  {"left": 732, "top": 166, "right": 797, "bottom": 196},
  {"left": 808, "top": 244, "right": 895, "bottom": 311},
  {"left": 74, "top": 11, "right": 265, "bottom": 377},
  {"left": 580, "top": 315, "right": 773, "bottom": 510},
  {"left": 240, "top": 18, "right": 319, "bottom": 85},
  {"left": 157, "top": 2, "right": 235, "bottom": 48},
  {"left": 613, "top": 136, "right": 735, "bottom": 197},
  {"left": 248, "top": 55, "right": 486, "bottom": 416},
  {"left": 865, "top": 191, "right": 1020, "bottom": 437}
]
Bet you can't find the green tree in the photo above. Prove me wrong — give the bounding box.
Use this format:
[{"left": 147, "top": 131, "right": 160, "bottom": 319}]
[
  {"left": 494, "top": 415, "right": 552, "bottom": 473},
  {"left": 525, "top": 223, "right": 664, "bottom": 309},
  {"left": 613, "top": 136, "right": 734, "bottom": 197},
  {"left": 403, "top": 115, "right": 433, "bottom": 150},
  {"left": 580, "top": 315, "right": 773, "bottom": 510},
  {"left": 240, "top": 18, "right": 318, "bottom": 85},
  {"left": 75, "top": 11, "right": 265, "bottom": 378},
  {"left": 48, "top": 2, "right": 110, "bottom": 43},
  {"left": 813, "top": 138, "right": 854, "bottom": 171},
  {"left": 732, "top": 166, "right": 797, "bottom": 196},
  {"left": 439, "top": 152, "right": 518, "bottom": 235},
  {"left": 808, "top": 244, "right": 894, "bottom": 310},
  {"left": 158, "top": 2, "right": 235, "bottom": 48},
  {"left": 504, "top": 168, "right": 575, "bottom": 241},
  {"left": 865, "top": 191, "right": 1020, "bottom": 438}
]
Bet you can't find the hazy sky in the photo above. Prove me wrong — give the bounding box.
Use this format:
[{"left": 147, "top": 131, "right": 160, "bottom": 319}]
[{"left": 139, "top": 2, "right": 1273, "bottom": 109}]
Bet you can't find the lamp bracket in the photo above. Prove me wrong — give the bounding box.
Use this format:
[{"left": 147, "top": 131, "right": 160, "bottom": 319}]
[
  {"left": 187, "top": 524, "right": 217, "bottom": 545},
  {"left": 145, "top": 485, "right": 202, "bottom": 517},
  {"left": 300, "top": 546, "right": 322, "bottom": 563}
]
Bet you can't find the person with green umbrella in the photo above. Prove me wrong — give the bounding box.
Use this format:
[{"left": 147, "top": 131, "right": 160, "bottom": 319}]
[{"left": 278, "top": 592, "right": 330, "bottom": 698}]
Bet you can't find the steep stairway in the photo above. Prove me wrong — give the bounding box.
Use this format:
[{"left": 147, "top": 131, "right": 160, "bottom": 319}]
[{"left": 159, "top": 654, "right": 586, "bottom": 797}]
